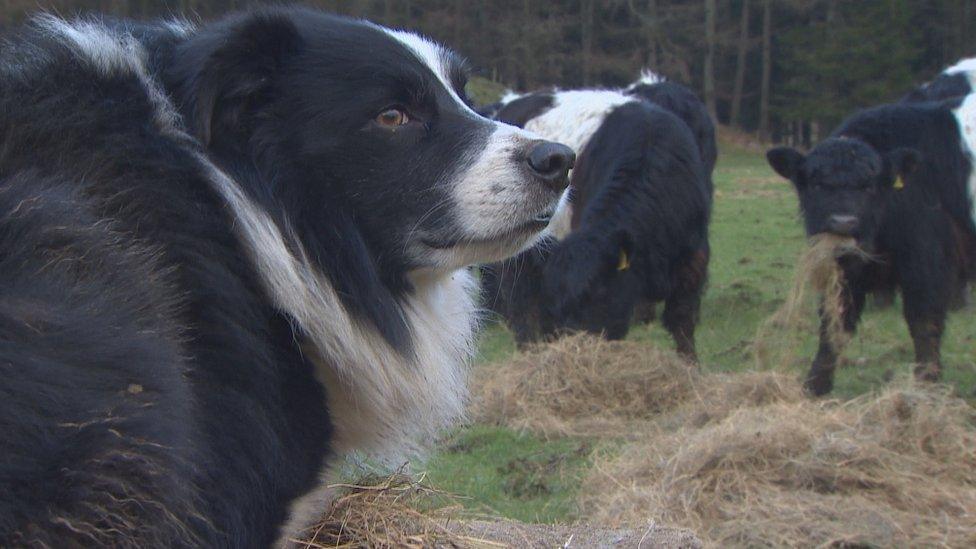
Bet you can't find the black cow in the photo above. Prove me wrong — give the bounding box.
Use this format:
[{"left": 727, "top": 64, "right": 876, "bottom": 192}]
[
  {"left": 767, "top": 96, "right": 976, "bottom": 395},
  {"left": 481, "top": 89, "right": 711, "bottom": 359}
]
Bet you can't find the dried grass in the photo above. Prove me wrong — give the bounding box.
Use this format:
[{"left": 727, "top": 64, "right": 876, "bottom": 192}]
[
  {"left": 754, "top": 234, "right": 871, "bottom": 370},
  {"left": 472, "top": 334, "right": 699, "bottom": 437},
  {"left": 291, "top": 472, "right": 499, "bottom": 549},
  {"left": 472, "top": 333, "right": 976, "bottom": 546},
  {"left": 580, "top": 381, "right": 976, "bottom": 547}
]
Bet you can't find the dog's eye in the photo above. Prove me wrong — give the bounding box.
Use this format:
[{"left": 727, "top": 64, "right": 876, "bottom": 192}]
[{"left": 376, "top": 108, "right": 409, "bottom": 127}]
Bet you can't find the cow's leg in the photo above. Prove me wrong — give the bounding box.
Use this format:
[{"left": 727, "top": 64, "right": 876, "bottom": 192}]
[
  {"left": 805, "top": 284, "right": 865, "bottom": 396},
  {"left": 897, "top": 237, "right": 951, "bottom": 383},
  {"left": 663, "top": 248, "right": 709, "bottom": 363},
  {"left": 902, "top": 288, "right": 946, "bottom": 382},
  {"left": 632, "top": 300, "right": 657, "bottom": 324}
]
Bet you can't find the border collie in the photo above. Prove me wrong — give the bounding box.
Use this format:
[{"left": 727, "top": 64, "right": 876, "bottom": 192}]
[{"left": 0, "top": 7, "right": 572, "bottom": 546}]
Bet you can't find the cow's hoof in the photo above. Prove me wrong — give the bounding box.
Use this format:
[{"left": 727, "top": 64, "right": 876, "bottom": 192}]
[
  {"left": 804, "top": 374, "right": 833, "bottom": 397},
  {"left": 913, "top": 362, "right": 942, "bottom": 382}
]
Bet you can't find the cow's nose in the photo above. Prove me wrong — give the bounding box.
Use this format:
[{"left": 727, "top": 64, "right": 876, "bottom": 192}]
[
  {"left": 827, "top": 214, "right": 860, "bottom": 236},
  {"left": 526, "top": 141, "right": 575, "bottom": 192}
]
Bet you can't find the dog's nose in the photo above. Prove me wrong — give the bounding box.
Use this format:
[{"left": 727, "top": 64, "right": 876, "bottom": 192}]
[
  {"left": 827, "top": 214, "right": 860, "bottom": 236},
  {"left": 526, "top": 141, "right": 575, "bottom": 191}
]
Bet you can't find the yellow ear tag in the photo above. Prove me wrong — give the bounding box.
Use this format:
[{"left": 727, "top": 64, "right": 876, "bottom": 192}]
[
  {"left": 617, "top": 250, "right": 631, "bottom": 271},
  {"left": 894, "top": 176, "right": 905, "bottom": 190}
]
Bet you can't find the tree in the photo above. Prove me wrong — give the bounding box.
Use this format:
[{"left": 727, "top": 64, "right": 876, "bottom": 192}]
[
  {"left": 730, "top": 0, "right": 750, "bottom": 127},
  {"left": 703, "top": 0, "right": 718, "bottom": 119},
  {"left": 759, "top": 0, "right": 771, "bottom": 140}
]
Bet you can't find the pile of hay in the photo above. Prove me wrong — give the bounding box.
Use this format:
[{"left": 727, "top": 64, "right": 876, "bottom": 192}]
[
  {"left": 474, "top": 333, "right": 976, "bottom": 545},
  {"left": 289, "top": 471, "right": 704, "bottom": 548},
  {"left": 290, "top": 473, "right": 483, "bottom": 548},
  {"left": 754, "top": 233, "right": 870, "bottom": 369},
  {"left": 580, "top": 381, "right": 976, "bottom": 546},
  {"left": 472, "top": 334, "right": 699, "bottom": 437}
]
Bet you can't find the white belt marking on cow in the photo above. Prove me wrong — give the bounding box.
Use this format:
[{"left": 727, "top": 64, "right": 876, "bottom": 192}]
[
  {"left": 524, "top": 89, "right": 638, "bottom": 159},
  {"left": 952, "top": 94, "right": 976, "bottom": 229}
]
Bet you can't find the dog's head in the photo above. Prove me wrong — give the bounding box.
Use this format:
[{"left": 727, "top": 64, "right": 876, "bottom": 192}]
[{"left": 167, "top": 8, "right": 573, "bottom": 278}]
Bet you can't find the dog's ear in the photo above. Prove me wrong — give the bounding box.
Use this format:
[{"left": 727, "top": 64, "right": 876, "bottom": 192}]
[{"left": 191, "top": 13, "right": 304, "bottom": 146}]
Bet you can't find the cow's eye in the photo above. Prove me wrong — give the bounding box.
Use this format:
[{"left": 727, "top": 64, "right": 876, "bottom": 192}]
[{"left": 376, "top": 108, "right": 409, "bottom": 127}]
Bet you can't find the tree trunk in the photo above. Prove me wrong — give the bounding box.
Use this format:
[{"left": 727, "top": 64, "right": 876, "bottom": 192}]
[
  {"left": 581, "top": 0, "right": 595, "bottom": 86},
  {"left": 730, "top": 0, "right": 750, "bottom": 127},
  {"left": 759, "top": 0, "right": 772, "bottom": 141},
  {"left": 703, "top": 0, "right": 718, "bottom": 120}
]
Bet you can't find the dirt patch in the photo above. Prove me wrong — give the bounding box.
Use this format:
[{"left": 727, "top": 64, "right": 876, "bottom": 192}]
[{"left": 450, "top": 520, "right": 701, "bottom": 548}]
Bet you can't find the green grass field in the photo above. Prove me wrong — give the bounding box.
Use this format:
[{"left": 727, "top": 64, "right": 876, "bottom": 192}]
[{"left": 424, "top": 140, "right": 976, "bottom": 525}]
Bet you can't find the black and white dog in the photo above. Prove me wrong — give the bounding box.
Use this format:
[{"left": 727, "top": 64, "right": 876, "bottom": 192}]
[
  {"left": 0, "top": 7, "right": 572, "bottom": 547},
  {"left": 480, "top": 84, "right": 712, "bottom": 358}
]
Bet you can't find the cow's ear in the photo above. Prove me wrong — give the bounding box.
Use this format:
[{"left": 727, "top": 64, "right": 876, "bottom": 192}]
[
  {"left": 766, "top": 147, "right": 805, "bottom": 181},
  {"left": 885, "top": 148, "right": 921, "bottom": 188},
  {"left": 190, "top": 13, "right": 304, "bottom": 146}
]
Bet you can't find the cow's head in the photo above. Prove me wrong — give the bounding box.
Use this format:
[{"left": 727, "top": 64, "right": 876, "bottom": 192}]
[
  {"left": 767, "top": 138, "right": 920, "bottom": 245},
  {"left": 540, "top": 228, "right": 639, "bottom": 340}
]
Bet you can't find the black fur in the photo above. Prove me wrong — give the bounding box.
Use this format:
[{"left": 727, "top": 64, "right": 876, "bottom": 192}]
[
  {"left": 767, "top": 99, "right": 976, "bottom": 395},
  {"left": 0, "top": 17, "right": 332, "bottom": 546},
  {"left": 903, "top": 71, "right": 972, "bottom": 102},
  {"left": 626, "top": 80, "right": 718, "bottom": 183},
  {"left": 490, "top": 91, "right": 556, "bottom": 128}
]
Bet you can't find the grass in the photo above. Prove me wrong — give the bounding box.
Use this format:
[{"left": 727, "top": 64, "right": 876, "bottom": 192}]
[{"left": 425, "top": 139, "right": 976, "bottom": 524}]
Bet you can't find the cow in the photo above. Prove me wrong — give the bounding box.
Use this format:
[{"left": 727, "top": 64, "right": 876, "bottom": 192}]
[
  {"left": 766, "top": 96, "right": 976, "bottom": 395},
  {"left": 481, "top": 89, "right": 712, "bottom": 360}
]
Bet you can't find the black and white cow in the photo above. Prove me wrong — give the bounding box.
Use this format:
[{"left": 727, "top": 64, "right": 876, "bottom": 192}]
[
  {"left": 481, "top": 88, "right": 712, "bottom": 359},
  {"left": 0, "top": 8, "right": 572, "bottom": 546},
  {"left": 767, "top": 96, "right": 976, "bottom": 395},
  {"left": 903, "top": 57, "right": 976, "bottom": 102}
]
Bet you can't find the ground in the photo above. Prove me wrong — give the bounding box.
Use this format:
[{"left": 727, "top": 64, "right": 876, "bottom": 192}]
[{"left": 423, "top": 137, "right": 976, "bottom": 525}]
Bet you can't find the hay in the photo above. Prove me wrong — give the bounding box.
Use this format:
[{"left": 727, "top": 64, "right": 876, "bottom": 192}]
[
  {"left": 473, "top": 333, "right": 976, "bottom": 545},
  {"left": 472, "top": 334, "right": 699, "bottom": 437},
  {"left": 291, "top": 472, "right": 496, "bottom": 549},
  {"left": 754, "top": 234, "right": 871, "bottom": 370},
  {"left": 580, "top": 381, "right": 976, "bottom": 547}
]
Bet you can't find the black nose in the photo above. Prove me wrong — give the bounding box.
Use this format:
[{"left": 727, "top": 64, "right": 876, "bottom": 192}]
[
  {"left": 526, "top": 141, "right": 575, "bottom": 191},
  {"left": 827, "top": 214, "right": 860, "bottom": 236}
]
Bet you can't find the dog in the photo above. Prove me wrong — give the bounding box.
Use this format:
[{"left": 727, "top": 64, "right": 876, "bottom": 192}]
[{"left": 0, "top": 7, "right": 573, "bottom": 546}]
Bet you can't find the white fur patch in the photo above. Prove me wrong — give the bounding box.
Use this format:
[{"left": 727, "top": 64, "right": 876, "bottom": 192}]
[
  {"left": 952, "top": 94, "right": 976, "bottom": 228},
  {"left": 500, "top": 89, "right": 525, "bottom": 104},
  {"left": 945, "top": 57, "right": 976, "bottom": 75},
  {"left": 634, "top": 68, "right": 666, "bottom": 86},
  {"left": 33, "top": 16, "right": 184, "bottom": 136},
  {"left": 381, "top": 27, "right": 477, "bottom": 117},
  {"left": 546, "top": 188, "right": 574, "bottom": 241},
  {"left": 445, "top": 123, "right": 563, "bottom": 262},
  {"left": 523, "top": 89, "right": 637, "bottom": 158}
]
